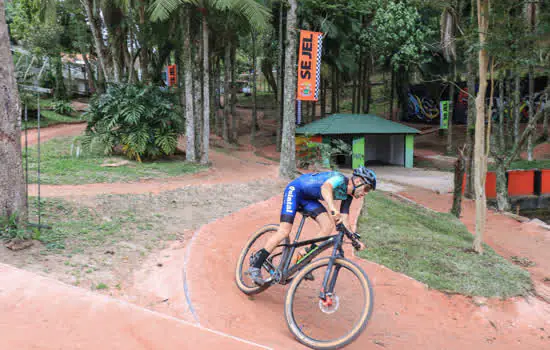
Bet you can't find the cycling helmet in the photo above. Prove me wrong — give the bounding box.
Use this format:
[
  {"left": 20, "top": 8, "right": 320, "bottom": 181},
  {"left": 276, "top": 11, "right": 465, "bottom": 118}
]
[{"left": 352, "top": 166, "right": 377, "bottom": 191}]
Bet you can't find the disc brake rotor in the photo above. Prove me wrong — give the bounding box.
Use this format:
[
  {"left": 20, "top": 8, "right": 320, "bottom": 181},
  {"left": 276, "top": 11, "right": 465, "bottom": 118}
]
[{"left": 319, "top": 294, "right": 340, "bottom": 314}]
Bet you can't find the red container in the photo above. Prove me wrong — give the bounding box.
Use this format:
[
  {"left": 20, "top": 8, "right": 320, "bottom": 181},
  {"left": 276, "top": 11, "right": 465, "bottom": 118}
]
[
  {"left": 485, "top": 172, "right": 497, "bottom": 199},
  {"left": 541, "top": 169, "right": 550, "bottom": 194},
  {"left": 461, "top": 172, "right": 496, "bottom": 199},
  {"left": 507, "top": 170, "right": 534, "bottom": 196}
]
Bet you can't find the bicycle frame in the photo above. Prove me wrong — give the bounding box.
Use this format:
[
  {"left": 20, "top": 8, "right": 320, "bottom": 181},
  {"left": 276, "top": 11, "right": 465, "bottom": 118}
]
[{"left": 263, "top": 214, "right": 347, "bottom": 300}]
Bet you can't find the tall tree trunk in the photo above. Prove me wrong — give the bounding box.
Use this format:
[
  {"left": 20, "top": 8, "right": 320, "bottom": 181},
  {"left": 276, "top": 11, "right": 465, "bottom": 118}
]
[
  {"left": 473, "top": 0, "right": 489, "bottom": 254},
  {"left": 495, "top": 157, "right": 509, "bottom": 211},
  {"left": 513, "top": 74, "right": 520, "bottom": 145},
  {"left": 396, "top": 66, "right": 409, "bottom": 121},
  {"left": 83, "top": 0, "right": 111, "bottom": 83},
  {"left": 223, "top": 39, "right": 231, "bottom": 143},
  {"left": 544, "top": 75, "right": 550, "bottom": 141},
  {"left": 279, "top": 0, "right": 297, "bottom": 179},
  {"left": 182, "top": 9, "right": 195, "bottom": 162},
  {"left": 194, "top": 26, "right": 203, "bottom": 159},
  {"left": 544, "top": 101, "right": 549, "bottom": 142},
  {"left": 230, "top": 44, "right": 238, "bottom": 143},
  {"left": 527, "top": 66, "right": 534, "bottom": 160},
  {"left": 446, "top": 63, "right": 456, "bottom": 154},
  {"left": 124, "top": 31, "right": 135, "bottom": 83},
  {"left": 276, "top": 0, "right": 284, "bottom": 152},
  {"left": 365, "top": 57, "right": 372, "bottom": 113},
  {"left": 138, "top": 0, "right": 150, "bottom": 83},
  {"left": 351, "top": 71, "right": 357, "bottom": 113},
  {"left": 331, "top": 68, "right": 337, "bottom": 113},
  {"left": 357, "top": 57, "right": 362, "bottom": 114},
  {"left": 251, "top": 30, "right": 258, "bottom": 144},
  {"left": 321, "top": 78, "right": 326, "bottom": 118},
  {"left": 336, "top": 70, "right": 341, "bottom": 113},
  {"left": 209, "top": 53, "right": 216, "bottom": 144},
  {"left": 495, "top": 78, "right": 510, "bottom": 211},
  {"left": 82, "top": 53, "right": 95, "bottom": 94},
  {"left": 110, "top": 28, "right": 123, "bottom": 83},
  {"left": 389, "top": 70, "right": 395, "bottom": 119},
  {"left": 464, "top": 59, "right": 476, "bottom": 198},
  {"left": 54, "top": 55, "right": 67, "bottom": 100},
  {"left": 201, "top": 16, "right": 210, "bottom": 165},
  {"left": 0, "top": 2, "right": 27, "bottom": 219},
  {"left": 451, "top": 148, "right": 465, "bottom": 218},
  {"left": 214, "top": 58, "right": 222, "bottom": 137}
]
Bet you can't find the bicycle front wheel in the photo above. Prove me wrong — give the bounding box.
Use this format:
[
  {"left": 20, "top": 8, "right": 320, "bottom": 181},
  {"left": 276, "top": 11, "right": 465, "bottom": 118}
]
[{"left": 284, "top": 257, "right": 374, "bottom": 350}]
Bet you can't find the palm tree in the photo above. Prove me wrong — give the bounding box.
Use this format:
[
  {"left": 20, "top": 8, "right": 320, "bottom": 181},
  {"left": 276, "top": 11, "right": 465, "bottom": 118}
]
[
  {"left": 0, "top": 0, "right": 27, "bottom": 220},
  {"left": 151, "top": 0, "right": 270, "bottom": 164}
]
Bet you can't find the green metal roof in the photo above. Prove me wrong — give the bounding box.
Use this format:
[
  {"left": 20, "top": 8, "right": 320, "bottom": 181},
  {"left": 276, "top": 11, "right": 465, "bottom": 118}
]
[{"left": 296, "top": 114, "right": 420, "bottom": 135}]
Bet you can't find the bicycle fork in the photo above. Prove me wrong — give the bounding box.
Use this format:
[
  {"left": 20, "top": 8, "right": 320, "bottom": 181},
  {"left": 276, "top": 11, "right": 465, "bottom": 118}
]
[{"left": 319, "top": 234, "right": 344, "bottom": 305}]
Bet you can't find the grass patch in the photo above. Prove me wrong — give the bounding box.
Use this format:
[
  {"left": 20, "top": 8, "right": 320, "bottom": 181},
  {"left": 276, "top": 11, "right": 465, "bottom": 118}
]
[
  {"left": 94, "top": 283, "right": 109, "bottom": 290},
  {"left": 507, "top": 159, "right": 550, "bottom": 170},
  {"left": 356, "top": 192, "right": 533, "bottom": 298},
  {"left": 413, "top": 158, "right": 454, "bottom": 172},
  {"left": 24, "top": 137, "right": 206, "bottom": 185},
  {"left": 28, "top": 197, "right": 124, "bottom": 251},
  {"left": 22, "top": 110, "right": 83, "bottom": 130}
]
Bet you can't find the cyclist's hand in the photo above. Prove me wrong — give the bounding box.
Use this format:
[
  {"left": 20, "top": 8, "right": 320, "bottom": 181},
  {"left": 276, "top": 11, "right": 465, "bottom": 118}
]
[
  {"left": 330, "top": 210, "right": 342, "bottom": 224},
  {"left": 355, "top": 240, "right": 366, "bottom": 251}
]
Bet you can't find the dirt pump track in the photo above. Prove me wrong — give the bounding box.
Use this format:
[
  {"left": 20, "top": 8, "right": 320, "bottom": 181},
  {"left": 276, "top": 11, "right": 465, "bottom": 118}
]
[{"left": 6, "top": 123, "right": 550, "bottom": 349}]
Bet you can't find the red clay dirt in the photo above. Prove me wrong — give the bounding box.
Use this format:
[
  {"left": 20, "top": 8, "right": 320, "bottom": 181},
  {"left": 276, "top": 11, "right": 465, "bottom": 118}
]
[
  {"left": 130, "top": 190, "right": 549, "bottom": 349},
  {"left": 26, "top": 140, "right": 279, "bottom": 197},
  {"left": 22, "top": 122, "right": 86, "bottom": 146},
  {"left": 0, "top": 263, "right": 271, "bottom": 350},
  {"left": 521, "top": 141, "right": 550, "bottom": 160},
  {"left": 13, "top": 121, "right": 550, "bottom": 349}
]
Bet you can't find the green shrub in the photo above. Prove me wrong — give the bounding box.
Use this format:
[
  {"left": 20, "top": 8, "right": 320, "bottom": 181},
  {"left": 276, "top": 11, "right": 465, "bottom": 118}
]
[
  {"left": 51, "top": 100, "right": 75, "bottom": 115},
  {"left": 297, "top": 136, "right": 351, "bottom": 170},
  {"left": 81, "top": 84, "right": 184, "bottom": 161},
  {"left": 0, "top": 212, "right": 30, "bottom": 241}
]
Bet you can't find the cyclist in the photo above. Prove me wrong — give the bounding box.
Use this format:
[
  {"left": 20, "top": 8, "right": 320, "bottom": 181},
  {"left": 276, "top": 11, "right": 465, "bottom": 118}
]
[{"left": 248, "top": 166, "right": 377, "bottom": 286}]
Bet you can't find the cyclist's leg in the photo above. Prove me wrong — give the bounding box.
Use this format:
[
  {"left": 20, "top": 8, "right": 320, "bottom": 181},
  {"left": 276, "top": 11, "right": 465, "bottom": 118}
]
[
  {"left": 302, "top": 200, "right": 335, "bottom": 238},
  {"left": 248, "top": 183, "right": 299, "bottom": 285}
]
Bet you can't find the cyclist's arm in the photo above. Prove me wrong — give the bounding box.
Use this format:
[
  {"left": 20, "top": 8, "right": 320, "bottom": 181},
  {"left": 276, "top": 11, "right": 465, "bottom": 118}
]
[
  {"left": 320, "top": 182, "right": 338, "bottom": 214},
  {"left": 340, "top": 197, "right": 353, "bottom": 231}
]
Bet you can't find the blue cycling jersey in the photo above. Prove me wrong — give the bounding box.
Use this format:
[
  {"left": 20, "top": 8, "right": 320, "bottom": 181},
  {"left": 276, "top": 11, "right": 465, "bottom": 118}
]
[
  {"left": 292, "top": 172, "right": 349, "bottom": 201},
  {"left": 280, "top": 171, "right": 353, "bottom": 224}
]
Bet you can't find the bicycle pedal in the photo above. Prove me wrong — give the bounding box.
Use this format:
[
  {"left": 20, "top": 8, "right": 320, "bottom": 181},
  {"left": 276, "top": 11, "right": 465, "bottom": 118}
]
[{"left": 304, "top": 272, "right": 315, "bottom": 281}]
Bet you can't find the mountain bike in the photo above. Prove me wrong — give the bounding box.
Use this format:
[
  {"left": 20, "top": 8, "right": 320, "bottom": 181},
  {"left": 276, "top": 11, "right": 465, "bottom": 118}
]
[{"left": 235, "top": 212, "right": 374, "bottom": 350}]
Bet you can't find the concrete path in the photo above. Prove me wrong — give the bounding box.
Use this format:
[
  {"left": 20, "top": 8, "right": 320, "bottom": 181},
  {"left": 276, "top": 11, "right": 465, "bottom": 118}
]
[{"left": 370, "top": 165, "right": 454, "bottom": 193}]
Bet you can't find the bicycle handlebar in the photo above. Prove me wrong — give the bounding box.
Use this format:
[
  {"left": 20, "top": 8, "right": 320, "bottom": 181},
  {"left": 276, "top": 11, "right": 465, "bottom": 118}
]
[{"left": 336, "top": 223, "right": 362, "bottom": 250}]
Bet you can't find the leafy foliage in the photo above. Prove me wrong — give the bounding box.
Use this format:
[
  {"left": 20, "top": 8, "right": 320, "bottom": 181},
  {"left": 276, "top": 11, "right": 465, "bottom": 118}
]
[
  {"left": 82, "top": 84, "right": 184, "bottom": 161},
  {"left": 51, "top": 100, "right": 75, "bottom": 115},
  {"left": 367, "top": 0, "right": 436, "bottom": 71},
  {"left": 297, "top": 137, "right": 351, "bottom": 170},
  {"left": 0, "top": 212, "right": 31, "bottom": 241}
]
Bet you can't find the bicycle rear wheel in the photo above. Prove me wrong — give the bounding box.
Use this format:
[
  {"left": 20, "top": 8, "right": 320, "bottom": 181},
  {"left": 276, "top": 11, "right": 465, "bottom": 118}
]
[
  {"left": 235, "top": 224, "right": 286, "bottom": 295},
  {"left": 284, "top": 257, "right": 374, "bottom": 349}
]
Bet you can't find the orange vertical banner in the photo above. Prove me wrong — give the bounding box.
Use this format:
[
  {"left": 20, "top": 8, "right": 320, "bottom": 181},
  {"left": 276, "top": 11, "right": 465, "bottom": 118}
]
[
  {"left": 167, "top": 64, "right": 177, "bottom": 86},
  {"left": 297, "top": 30, "right": 323, "bottom": 101}
]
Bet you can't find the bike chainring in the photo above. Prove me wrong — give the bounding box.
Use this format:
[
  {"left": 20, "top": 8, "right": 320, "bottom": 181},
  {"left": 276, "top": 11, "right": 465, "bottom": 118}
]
[{"left": 319, "top": 293, "right": 340, "bottom": 314}]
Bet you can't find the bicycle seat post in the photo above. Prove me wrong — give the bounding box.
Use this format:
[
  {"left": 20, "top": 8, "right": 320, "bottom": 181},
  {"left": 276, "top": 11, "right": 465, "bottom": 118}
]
[{"left": 293, "top": 214, "right": 308, "bottom": 243}]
